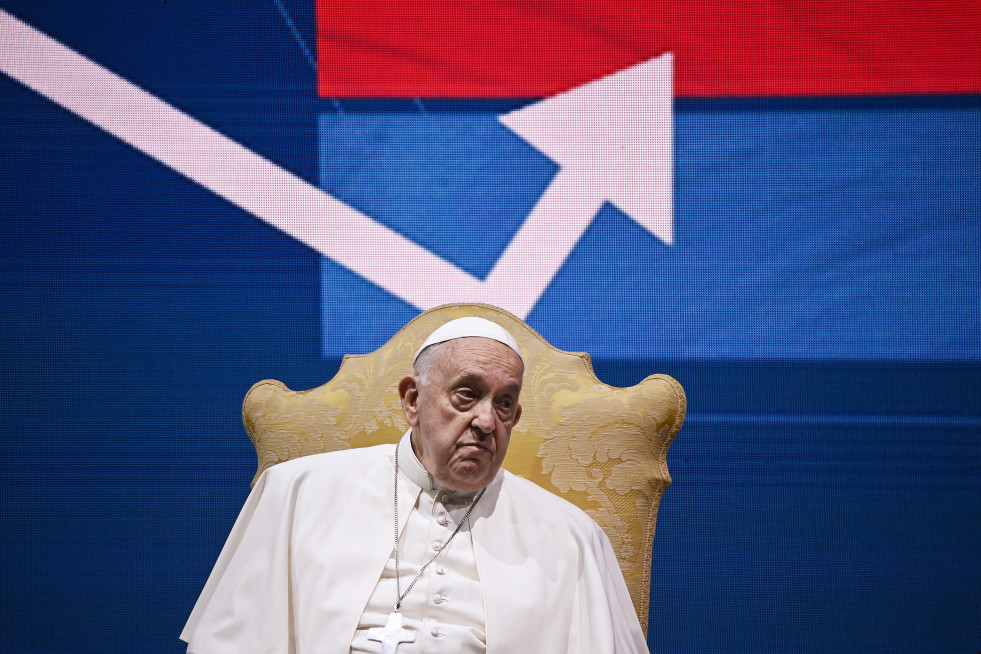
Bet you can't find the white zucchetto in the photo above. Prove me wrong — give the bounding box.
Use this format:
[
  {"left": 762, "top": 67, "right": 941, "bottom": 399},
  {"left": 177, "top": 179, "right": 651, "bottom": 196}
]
[{"left": 414, "top": 317, "right": 523, "bottom": 363}]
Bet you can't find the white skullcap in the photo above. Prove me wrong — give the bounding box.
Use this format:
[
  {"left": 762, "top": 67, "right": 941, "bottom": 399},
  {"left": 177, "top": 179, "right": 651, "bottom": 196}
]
[{"left": 414, "top": 317, "right": 523, "bottom": 363}]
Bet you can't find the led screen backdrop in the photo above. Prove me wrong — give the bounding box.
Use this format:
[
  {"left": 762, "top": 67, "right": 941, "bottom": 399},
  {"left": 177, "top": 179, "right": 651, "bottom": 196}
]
[{"left": 1, "top": 1, "right": 979, "bottom": 652}]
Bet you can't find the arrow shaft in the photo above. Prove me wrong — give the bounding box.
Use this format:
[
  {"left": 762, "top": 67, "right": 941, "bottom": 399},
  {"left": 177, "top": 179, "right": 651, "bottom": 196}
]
[
  {"left": 0, "top": 9, "right": 484, "bottom": 311},
  {"left": 482, "top": 167, "right": 604, "bottom": 317},
  {"left": 2, "top": 9, "right": 623, "bottom": 320}
]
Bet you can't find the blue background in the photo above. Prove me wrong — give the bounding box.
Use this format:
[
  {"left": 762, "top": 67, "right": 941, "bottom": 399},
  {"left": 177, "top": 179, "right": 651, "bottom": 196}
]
[{"left": 1, "top": 2, "right": 979, "bottom": 652}]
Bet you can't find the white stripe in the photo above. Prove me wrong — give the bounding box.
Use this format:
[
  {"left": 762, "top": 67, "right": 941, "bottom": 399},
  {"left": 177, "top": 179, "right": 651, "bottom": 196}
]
[
  {"left": 0, "top": 9, "right": 508, "bottom": 313},
  {"left": 482, "top": 167, "right": 603, "bottom": 318}
]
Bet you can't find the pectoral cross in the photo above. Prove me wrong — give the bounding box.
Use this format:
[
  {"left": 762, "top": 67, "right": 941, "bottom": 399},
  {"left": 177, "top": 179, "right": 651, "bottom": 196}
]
[{"left": 367, "top": 611, "right": 415, "bottom": 654}]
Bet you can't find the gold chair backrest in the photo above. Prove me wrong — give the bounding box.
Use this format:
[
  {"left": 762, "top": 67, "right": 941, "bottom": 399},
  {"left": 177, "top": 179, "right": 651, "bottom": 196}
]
[{"left": 242, "top": 303, "right": 685, "bottom": 632}]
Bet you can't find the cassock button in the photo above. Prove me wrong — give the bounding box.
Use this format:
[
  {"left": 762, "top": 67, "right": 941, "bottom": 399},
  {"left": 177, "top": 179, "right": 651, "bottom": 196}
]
[
  {"left": 433, "top": 593, "right": 446, "bottom": 604},
  {"left": 432, "top": 542, "right": 443, "bottom": 552},
  {"left": 431, "top": 627, "right": 442, "bottom": 637},
  {"left": 437, "top": 516, "right": 450, "bottom": 527},
  {"left": 435, "top": 566, "right": 446, "bottom": 575}
]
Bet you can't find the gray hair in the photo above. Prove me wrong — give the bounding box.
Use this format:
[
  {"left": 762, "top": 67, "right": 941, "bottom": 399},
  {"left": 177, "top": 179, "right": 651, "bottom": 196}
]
[{"left": 412, "top": 342, "right": 443, "bottom": 388}]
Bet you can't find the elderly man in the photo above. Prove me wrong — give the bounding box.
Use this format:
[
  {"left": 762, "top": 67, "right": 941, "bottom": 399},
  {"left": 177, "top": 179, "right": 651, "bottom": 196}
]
[{"left": 181, "top": 317, "right": 648, "bottom": 653}]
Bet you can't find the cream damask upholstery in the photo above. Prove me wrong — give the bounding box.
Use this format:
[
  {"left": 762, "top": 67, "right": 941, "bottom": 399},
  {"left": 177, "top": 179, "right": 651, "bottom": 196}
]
[{"left": 242, "top": 303, "right": 686, "bottom": 633}]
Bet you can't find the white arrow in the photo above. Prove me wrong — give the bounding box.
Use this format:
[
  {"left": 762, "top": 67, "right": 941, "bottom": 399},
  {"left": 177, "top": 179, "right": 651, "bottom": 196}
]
[
  {"left": 0, "top": 9, "right": 486, "bottom": 312},
  {"left": 490, "top": 52, "right": 674, "bottom": 317},
  {"left": 0, "top": 9, "right": 672, "bottom": 320}
]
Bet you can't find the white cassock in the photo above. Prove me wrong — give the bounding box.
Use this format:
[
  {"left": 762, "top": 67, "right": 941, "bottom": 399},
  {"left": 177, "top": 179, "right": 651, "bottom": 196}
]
[{"left": 181, "top": 433, "right": 649, "bottom": 653}]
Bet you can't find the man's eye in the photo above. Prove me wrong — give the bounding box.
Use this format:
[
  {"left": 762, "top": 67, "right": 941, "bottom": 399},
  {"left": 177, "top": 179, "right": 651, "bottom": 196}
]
[
  {"left": 456, "top": 389, "right": 476, "bottom": 401},
  {"left": 496, "top": 398, "right": 516, "bottom": 415}
]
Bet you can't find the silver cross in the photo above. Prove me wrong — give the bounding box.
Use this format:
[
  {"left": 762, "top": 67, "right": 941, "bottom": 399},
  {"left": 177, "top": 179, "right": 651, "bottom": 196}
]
[{"left": 367, "top": 611, "right": 415, "bottom": 654}]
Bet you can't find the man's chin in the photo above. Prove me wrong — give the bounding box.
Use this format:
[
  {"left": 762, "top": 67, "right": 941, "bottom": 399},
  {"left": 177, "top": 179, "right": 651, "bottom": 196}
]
[{"left": 444, "top": 461, "right": 495, "bottom": 493}]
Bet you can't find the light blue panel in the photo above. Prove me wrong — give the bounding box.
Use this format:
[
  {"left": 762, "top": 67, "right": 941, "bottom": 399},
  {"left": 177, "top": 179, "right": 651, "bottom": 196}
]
[
  {"left": 320, "top": 103, "right": 981, "bottom": 360},
  {"left": 318, "top": 111, "right": 556, "bottom": 356}
]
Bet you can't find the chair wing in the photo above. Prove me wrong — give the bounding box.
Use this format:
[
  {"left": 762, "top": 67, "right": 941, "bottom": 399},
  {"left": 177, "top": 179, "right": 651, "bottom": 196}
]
[{"left": 242, "top": 303, "right": 686, "bottom": 632}]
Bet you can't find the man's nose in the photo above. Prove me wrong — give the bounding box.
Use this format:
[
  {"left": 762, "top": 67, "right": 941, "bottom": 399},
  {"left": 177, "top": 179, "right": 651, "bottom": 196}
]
[{"left": 471, "top": 399, "right": 495, "bottom": 434}]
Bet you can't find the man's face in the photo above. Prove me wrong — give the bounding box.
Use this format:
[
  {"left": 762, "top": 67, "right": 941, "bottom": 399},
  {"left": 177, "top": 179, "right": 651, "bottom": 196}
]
[{"left": 399, "top": 337, "right": 523, "bottom": 493}]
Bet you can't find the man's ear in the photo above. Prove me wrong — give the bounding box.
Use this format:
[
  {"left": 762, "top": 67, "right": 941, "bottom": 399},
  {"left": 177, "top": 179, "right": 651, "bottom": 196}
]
[
  {"left": 512, "top": 402, "right": 522, "bottom": 428},
  {"left": 398, "top": 376, "right": 421, "bottom": 427}
]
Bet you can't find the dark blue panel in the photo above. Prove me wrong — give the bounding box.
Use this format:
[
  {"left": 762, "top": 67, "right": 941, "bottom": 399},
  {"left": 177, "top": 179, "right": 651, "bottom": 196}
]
[
  {"left": 1, "top": 31, "right": 329, "bottom": 649},
  {"left": 650, "top": 414, "right": 981, "bottom": 653}
]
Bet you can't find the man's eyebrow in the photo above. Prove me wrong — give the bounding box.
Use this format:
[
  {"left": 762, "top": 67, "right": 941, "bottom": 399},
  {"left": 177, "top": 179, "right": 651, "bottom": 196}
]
[{"left": 452, "top": 372, "right": 522, "bottom": 393}]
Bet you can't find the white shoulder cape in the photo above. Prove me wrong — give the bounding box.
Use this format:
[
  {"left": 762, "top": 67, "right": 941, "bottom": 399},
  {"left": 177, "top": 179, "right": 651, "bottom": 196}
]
[{"left": 181, "top": 444, "right": 649, "bottom": 653}]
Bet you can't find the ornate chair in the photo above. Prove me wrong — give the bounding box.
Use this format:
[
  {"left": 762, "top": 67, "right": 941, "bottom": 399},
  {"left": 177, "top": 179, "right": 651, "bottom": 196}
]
[{"left": 241, "top": 303, "right": 685, "bottom": 634}]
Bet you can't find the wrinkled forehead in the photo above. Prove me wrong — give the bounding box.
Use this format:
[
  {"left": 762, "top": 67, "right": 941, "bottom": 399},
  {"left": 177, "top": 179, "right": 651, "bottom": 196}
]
[{"left": 419, "top": 336, "right": 525, "bottom": 385}]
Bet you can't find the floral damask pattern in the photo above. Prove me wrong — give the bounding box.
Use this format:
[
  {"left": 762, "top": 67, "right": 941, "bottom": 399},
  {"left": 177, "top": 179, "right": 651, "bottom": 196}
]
[{"left": 242, "top": 303, "right": 685, "bottom": 630}]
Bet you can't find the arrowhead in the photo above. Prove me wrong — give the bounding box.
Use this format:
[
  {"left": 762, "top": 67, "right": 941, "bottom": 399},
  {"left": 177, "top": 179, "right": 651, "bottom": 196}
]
[{"left": 499, "top": 53, "right": 674, "bottom": 245}]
